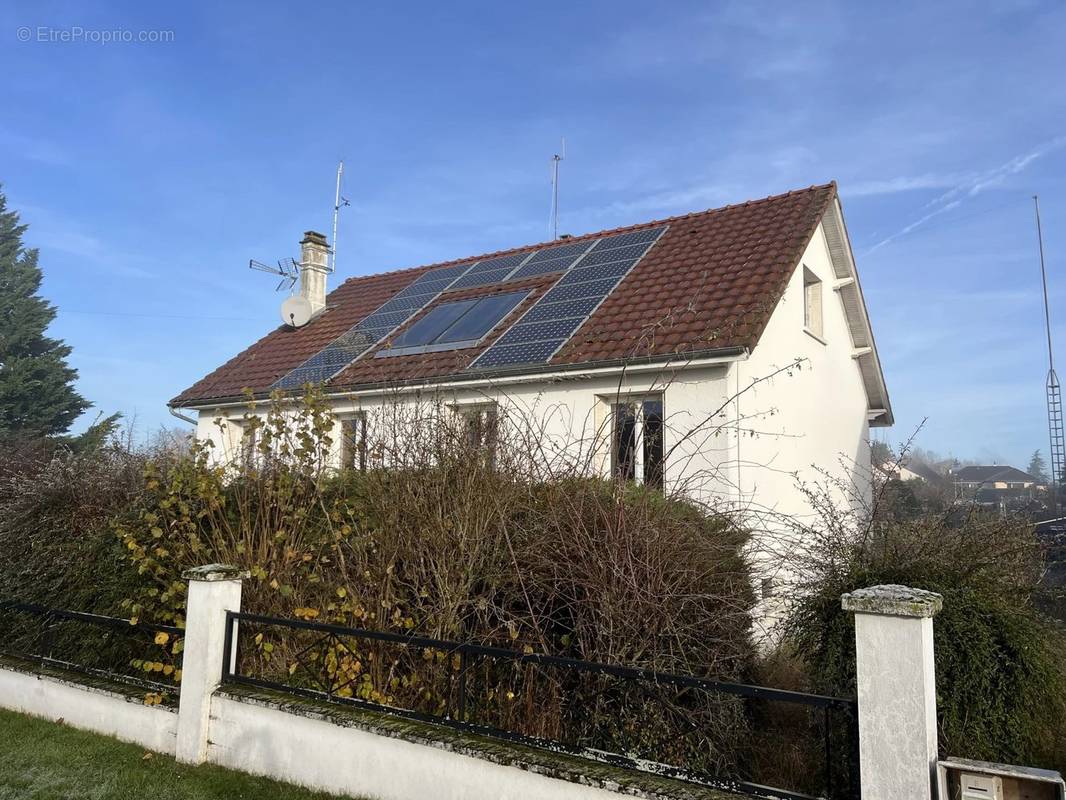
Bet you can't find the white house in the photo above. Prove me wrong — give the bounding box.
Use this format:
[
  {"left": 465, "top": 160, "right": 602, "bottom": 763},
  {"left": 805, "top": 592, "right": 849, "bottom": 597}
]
[{"left": 171, "top": 182, "right": 891, "bottom": 537}]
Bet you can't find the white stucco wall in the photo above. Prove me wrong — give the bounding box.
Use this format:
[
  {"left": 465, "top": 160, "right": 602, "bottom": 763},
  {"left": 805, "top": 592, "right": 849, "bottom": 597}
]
[
  {"left": 0, "top": 667, "right": 178, "bottom": 752},
  {"left": 208, "top": 695, "right": 635, "bottom": 800},
  {"left": 195, "top": 362, "right": 740, "bottom": 503},
  {"left": 731, "top": 221, "right": 872, "bottom": 525}
]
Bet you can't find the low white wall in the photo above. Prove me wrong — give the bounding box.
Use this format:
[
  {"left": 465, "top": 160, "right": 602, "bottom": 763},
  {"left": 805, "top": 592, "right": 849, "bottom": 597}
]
[
  {"left": 208, "top": 695, "right": 626, "bottom": 800},
  {"left": 0, "top": 667, "right": 177, "bottom": 753}
]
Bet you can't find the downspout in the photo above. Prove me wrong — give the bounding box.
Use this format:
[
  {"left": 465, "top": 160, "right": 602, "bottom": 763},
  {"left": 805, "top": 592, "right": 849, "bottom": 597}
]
[{"left": 168, "top": 406, "right": 197, "bottom": 425}]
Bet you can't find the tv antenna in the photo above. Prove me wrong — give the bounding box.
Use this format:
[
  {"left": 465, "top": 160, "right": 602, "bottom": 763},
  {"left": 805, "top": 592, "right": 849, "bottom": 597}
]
[
  {"left": 249, "top": 256, "right": 300, "bottom": 292},
  {"left": 550, "top": 138, "right": 565, "bottom": 240},
  {"left": 331, "top": 160, "right": 349, "bottom": 274},
  {"left": 1035, "top": 195, "right": 1064, "bottom": 511}
]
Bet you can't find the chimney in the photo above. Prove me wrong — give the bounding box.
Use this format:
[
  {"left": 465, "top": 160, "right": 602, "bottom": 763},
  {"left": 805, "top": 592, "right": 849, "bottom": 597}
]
[{"left": 299, "top": 231, "right": 330, "bottom": 314}]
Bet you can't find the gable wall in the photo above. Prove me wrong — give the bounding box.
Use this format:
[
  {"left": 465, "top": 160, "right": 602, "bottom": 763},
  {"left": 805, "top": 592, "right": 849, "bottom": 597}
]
[{"left": 730, "top": 220, "right": 872, "bottom": 560}]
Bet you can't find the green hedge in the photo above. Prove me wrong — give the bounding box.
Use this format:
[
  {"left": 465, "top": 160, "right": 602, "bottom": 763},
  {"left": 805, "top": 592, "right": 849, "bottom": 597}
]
[{"left": 784, "top": 515, "right": 1066, "bottom": 773}]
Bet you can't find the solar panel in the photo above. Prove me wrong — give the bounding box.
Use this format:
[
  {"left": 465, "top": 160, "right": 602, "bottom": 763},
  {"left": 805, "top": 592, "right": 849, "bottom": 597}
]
[
  {"left": 519, "top": 296, "right": 603, "bottom": 324},
  {"left": 507, "top": 240, "right": 597, "bottom": 282},
  {"left": 449, "top": 268, "right": 514, "bottom": 290},
  {"left": 554, "top": 259, "right": 633, "bottom": 285},
  {"left": 469, "top": 225, "right": 666, "bottom": 370},
  {"left": 471, "top": 339, "right": 565, "bottom": 368},
  {"left": 468, "top": 252, "right": 530, "bottom": 272},
  {"left": 574, "top": 243, "right": 653, "bottom": 267},
  {"left": 522, "top": 239, "right": 594, "bottom": 264},
  {"left": 272, "top": 262, "right": 481, "bottom": 389},
  {"left": 491, "top": 317, "right": 585, "bottom": 345},
  {"left": 274, "top": 224, "right": 667, "bottom": 386},
  {"left": 539, "top": 276, "right": 622, "bottom": 304},
  {"left": 593, "top": 227, "right": 665, "bottom": 249}
]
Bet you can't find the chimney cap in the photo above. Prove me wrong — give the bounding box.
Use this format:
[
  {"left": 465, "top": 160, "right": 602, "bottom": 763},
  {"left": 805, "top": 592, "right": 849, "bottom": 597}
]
[{"left": 301, "top": 231, "right": 329, "bottom": 246}]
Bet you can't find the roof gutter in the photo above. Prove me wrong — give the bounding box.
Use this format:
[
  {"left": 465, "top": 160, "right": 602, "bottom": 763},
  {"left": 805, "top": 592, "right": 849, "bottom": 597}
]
[
  {"left": 171, "top": 346, "right": 749, "bottom": 412},
  {"left": 169, "top": 406, "right": 197, "bottom": 425}
]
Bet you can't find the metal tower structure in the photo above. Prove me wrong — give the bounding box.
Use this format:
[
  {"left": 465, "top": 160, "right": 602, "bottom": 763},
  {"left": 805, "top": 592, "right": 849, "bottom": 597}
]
[{"left": 1035, "top": 195, "right": 1064, "bottom": 511}]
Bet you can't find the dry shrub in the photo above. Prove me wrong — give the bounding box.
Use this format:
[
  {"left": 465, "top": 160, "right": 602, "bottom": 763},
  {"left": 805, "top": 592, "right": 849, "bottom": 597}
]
[
  {"left": 0, "top": 441, "right": 147, "bottom": 610},
  {"left": 107, "top": 390, "right": 756, "bottom": 778}
]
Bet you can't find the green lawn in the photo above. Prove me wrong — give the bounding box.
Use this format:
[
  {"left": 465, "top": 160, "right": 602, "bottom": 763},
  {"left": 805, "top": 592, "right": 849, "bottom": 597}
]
[{"left": 0, "top": 708, "right": 362, "bottom": 800}]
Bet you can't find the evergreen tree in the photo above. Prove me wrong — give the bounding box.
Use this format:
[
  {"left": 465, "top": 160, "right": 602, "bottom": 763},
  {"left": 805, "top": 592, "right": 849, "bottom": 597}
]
[
  {"left": 0, "top": 187, "right": 90, "bottom": 437},
  {"left": 1028, "top": 450, "right": 1049, "bottom": 483}
]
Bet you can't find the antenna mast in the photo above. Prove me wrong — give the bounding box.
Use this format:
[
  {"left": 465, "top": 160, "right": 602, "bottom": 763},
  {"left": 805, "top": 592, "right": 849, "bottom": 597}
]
[
  {"left": 330, "top": 160, "right": 349, "bottom": 274},
  {"left": 550, "top": 138, "right": 565, "bottom": 240},
  {"left": 1035, "top": 195, "right": 1064, "bottom": 512}
]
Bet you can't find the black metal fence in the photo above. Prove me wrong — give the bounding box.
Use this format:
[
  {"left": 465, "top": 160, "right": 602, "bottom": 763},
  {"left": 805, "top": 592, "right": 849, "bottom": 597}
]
[
  {"left": 0, "top": 600, "right": 183, "bottom": 696},
  {"left": 222, "top": 611, "right": 859, "bottom": 800}
]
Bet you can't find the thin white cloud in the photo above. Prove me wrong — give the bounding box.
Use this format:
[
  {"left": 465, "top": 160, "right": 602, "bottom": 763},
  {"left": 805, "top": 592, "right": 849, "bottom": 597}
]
[
  {"left": 844, "top": 174, "right": 961, "bottom": 197},
  {"left": 864, "top": 136, "right": 1066, "bottom": 253}
]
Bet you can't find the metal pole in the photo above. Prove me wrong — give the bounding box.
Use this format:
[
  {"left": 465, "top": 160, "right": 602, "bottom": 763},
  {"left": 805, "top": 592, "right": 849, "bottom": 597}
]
[
  {"left": 330, "top": 161, "right": 344, "bottom": 274},
  {"left": 1035, "top": 196, "right": 1064, "bottom": 510},
  {"left": 1036, "top": 196, "right": 1054, "bottom": 372}
]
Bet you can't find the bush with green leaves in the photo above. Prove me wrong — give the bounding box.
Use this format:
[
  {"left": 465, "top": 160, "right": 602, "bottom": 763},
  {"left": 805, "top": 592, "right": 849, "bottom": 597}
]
[{"left": 782, "top": 508, "right": 1066, "bottom": 773}]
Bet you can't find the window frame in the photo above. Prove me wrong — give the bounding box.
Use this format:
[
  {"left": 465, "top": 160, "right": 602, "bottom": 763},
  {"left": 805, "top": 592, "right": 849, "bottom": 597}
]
[
  {"left": 608, "top": 393, "right": 665, "bottom": 490},
  {"left": 803, "top": 266, "right": 824, "bottom": 341},
  {"left": 453, "top": 402, "right": 500, "bottom": 467},
  {"left": 339, "top": 412, "right": 368, "bottom": 472}
]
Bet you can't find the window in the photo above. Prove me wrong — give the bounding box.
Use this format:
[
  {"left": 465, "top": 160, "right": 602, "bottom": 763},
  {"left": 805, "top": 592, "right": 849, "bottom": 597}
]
[
  {"left": 455, "top": 404, "right": 499, "bottom": 465},
  {"left": 340, "top": 413, "right": 367, "bottom": 471},
  {"left": 377, "top": 291, "right": 529, "bottom": 357},
  {"left": 611, "top": 395, "right": 665, "bottom": 490},
  {"left": 803, "top": 267, "right": 823, "bottom": 339},
  {"left": 239, "top": 421, "right": 259, "bottom": 468}
]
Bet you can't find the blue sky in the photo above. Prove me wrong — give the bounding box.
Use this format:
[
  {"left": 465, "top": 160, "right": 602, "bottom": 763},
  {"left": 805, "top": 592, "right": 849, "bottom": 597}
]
[{"left": 2, "top": 1, "right": 1065, "bottom": 466}]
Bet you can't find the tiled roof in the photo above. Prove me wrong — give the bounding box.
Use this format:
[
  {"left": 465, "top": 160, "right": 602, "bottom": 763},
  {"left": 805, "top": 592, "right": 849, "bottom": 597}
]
[
  {"left": 172, "top": 183, "right": 837, "bottom": 406},
  {"left": 954, "top": 465, "right": 1040, "bottom": 484}
]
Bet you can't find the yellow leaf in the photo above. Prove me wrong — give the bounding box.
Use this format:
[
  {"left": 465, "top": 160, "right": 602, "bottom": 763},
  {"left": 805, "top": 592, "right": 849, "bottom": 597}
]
[
  {"left": 336, "top": 587, "right": 347, "bottom": 598},
  {"left": 154, "top": 632, "right": 169, "bottom": 646},
  {"left": 174, "top": 670, "right": 182, "bottom": 683},
  {"left": 255, "top": 633, "right": 264, "bottom": 645}
]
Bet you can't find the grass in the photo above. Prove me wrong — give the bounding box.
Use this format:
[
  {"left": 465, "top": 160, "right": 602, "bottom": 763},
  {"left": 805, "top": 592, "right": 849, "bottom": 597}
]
[{"left": 0, "top": 708, "right": 363, "bottom": 800}]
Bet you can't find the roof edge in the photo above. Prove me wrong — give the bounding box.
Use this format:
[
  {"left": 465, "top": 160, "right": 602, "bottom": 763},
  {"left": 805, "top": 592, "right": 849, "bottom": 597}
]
[
  {"left": 169, "top": 345, "right": 749, "bottom": 410},
  {"left": 820, "top": 192, "right": 894, "bottom": 427}
]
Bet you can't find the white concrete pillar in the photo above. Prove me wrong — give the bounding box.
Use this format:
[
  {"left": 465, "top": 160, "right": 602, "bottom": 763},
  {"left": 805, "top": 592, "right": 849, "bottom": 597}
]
[
  {"left": 175, "top": 564, "right": 247, "bottom": 765},
  {"left": 841, "top": 584, "right": 943, "bottom": 800}
]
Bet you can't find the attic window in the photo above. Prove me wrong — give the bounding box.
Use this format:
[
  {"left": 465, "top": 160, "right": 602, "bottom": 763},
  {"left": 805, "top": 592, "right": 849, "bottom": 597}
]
[
  {"left": 376, "top": 291, "right": 528, "bottom": 358},
  {"left": 803, "top": 267, "right": 823, "bottom": 339}
]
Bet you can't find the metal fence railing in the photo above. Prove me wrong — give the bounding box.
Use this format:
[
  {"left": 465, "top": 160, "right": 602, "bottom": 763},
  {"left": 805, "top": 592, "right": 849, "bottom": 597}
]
[
  {"left": 221, "top": 611, "right": 860, "bottom": 800},
  {"left": 0, "top": 599, "right": 184, "bottom": 696}
]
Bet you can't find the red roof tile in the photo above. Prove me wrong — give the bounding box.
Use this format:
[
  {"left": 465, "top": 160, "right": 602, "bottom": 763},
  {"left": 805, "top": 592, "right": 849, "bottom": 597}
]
[{"left": 172, "top": 183, "right": 836, "bottom": 406}]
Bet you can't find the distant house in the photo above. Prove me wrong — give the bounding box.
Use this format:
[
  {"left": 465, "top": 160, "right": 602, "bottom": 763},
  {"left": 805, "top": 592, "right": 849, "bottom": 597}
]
[
  {"left": 952, "top": 465, "right": 1045, "bottom": 508},
  {"left": 882, "top": 458, "right": 945, "bottom": 486},
  {"left": 170, "top": 182, "right": 892, "bottom": 530}
]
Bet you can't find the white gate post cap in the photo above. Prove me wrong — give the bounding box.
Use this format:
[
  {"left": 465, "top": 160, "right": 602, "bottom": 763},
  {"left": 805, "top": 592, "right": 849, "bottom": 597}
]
[
  {"left": 182, "top": 564, "right": 250, "bottom": 582},
  {"left": 841, "top": 584, "right": 943, "bottom": 618}
]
